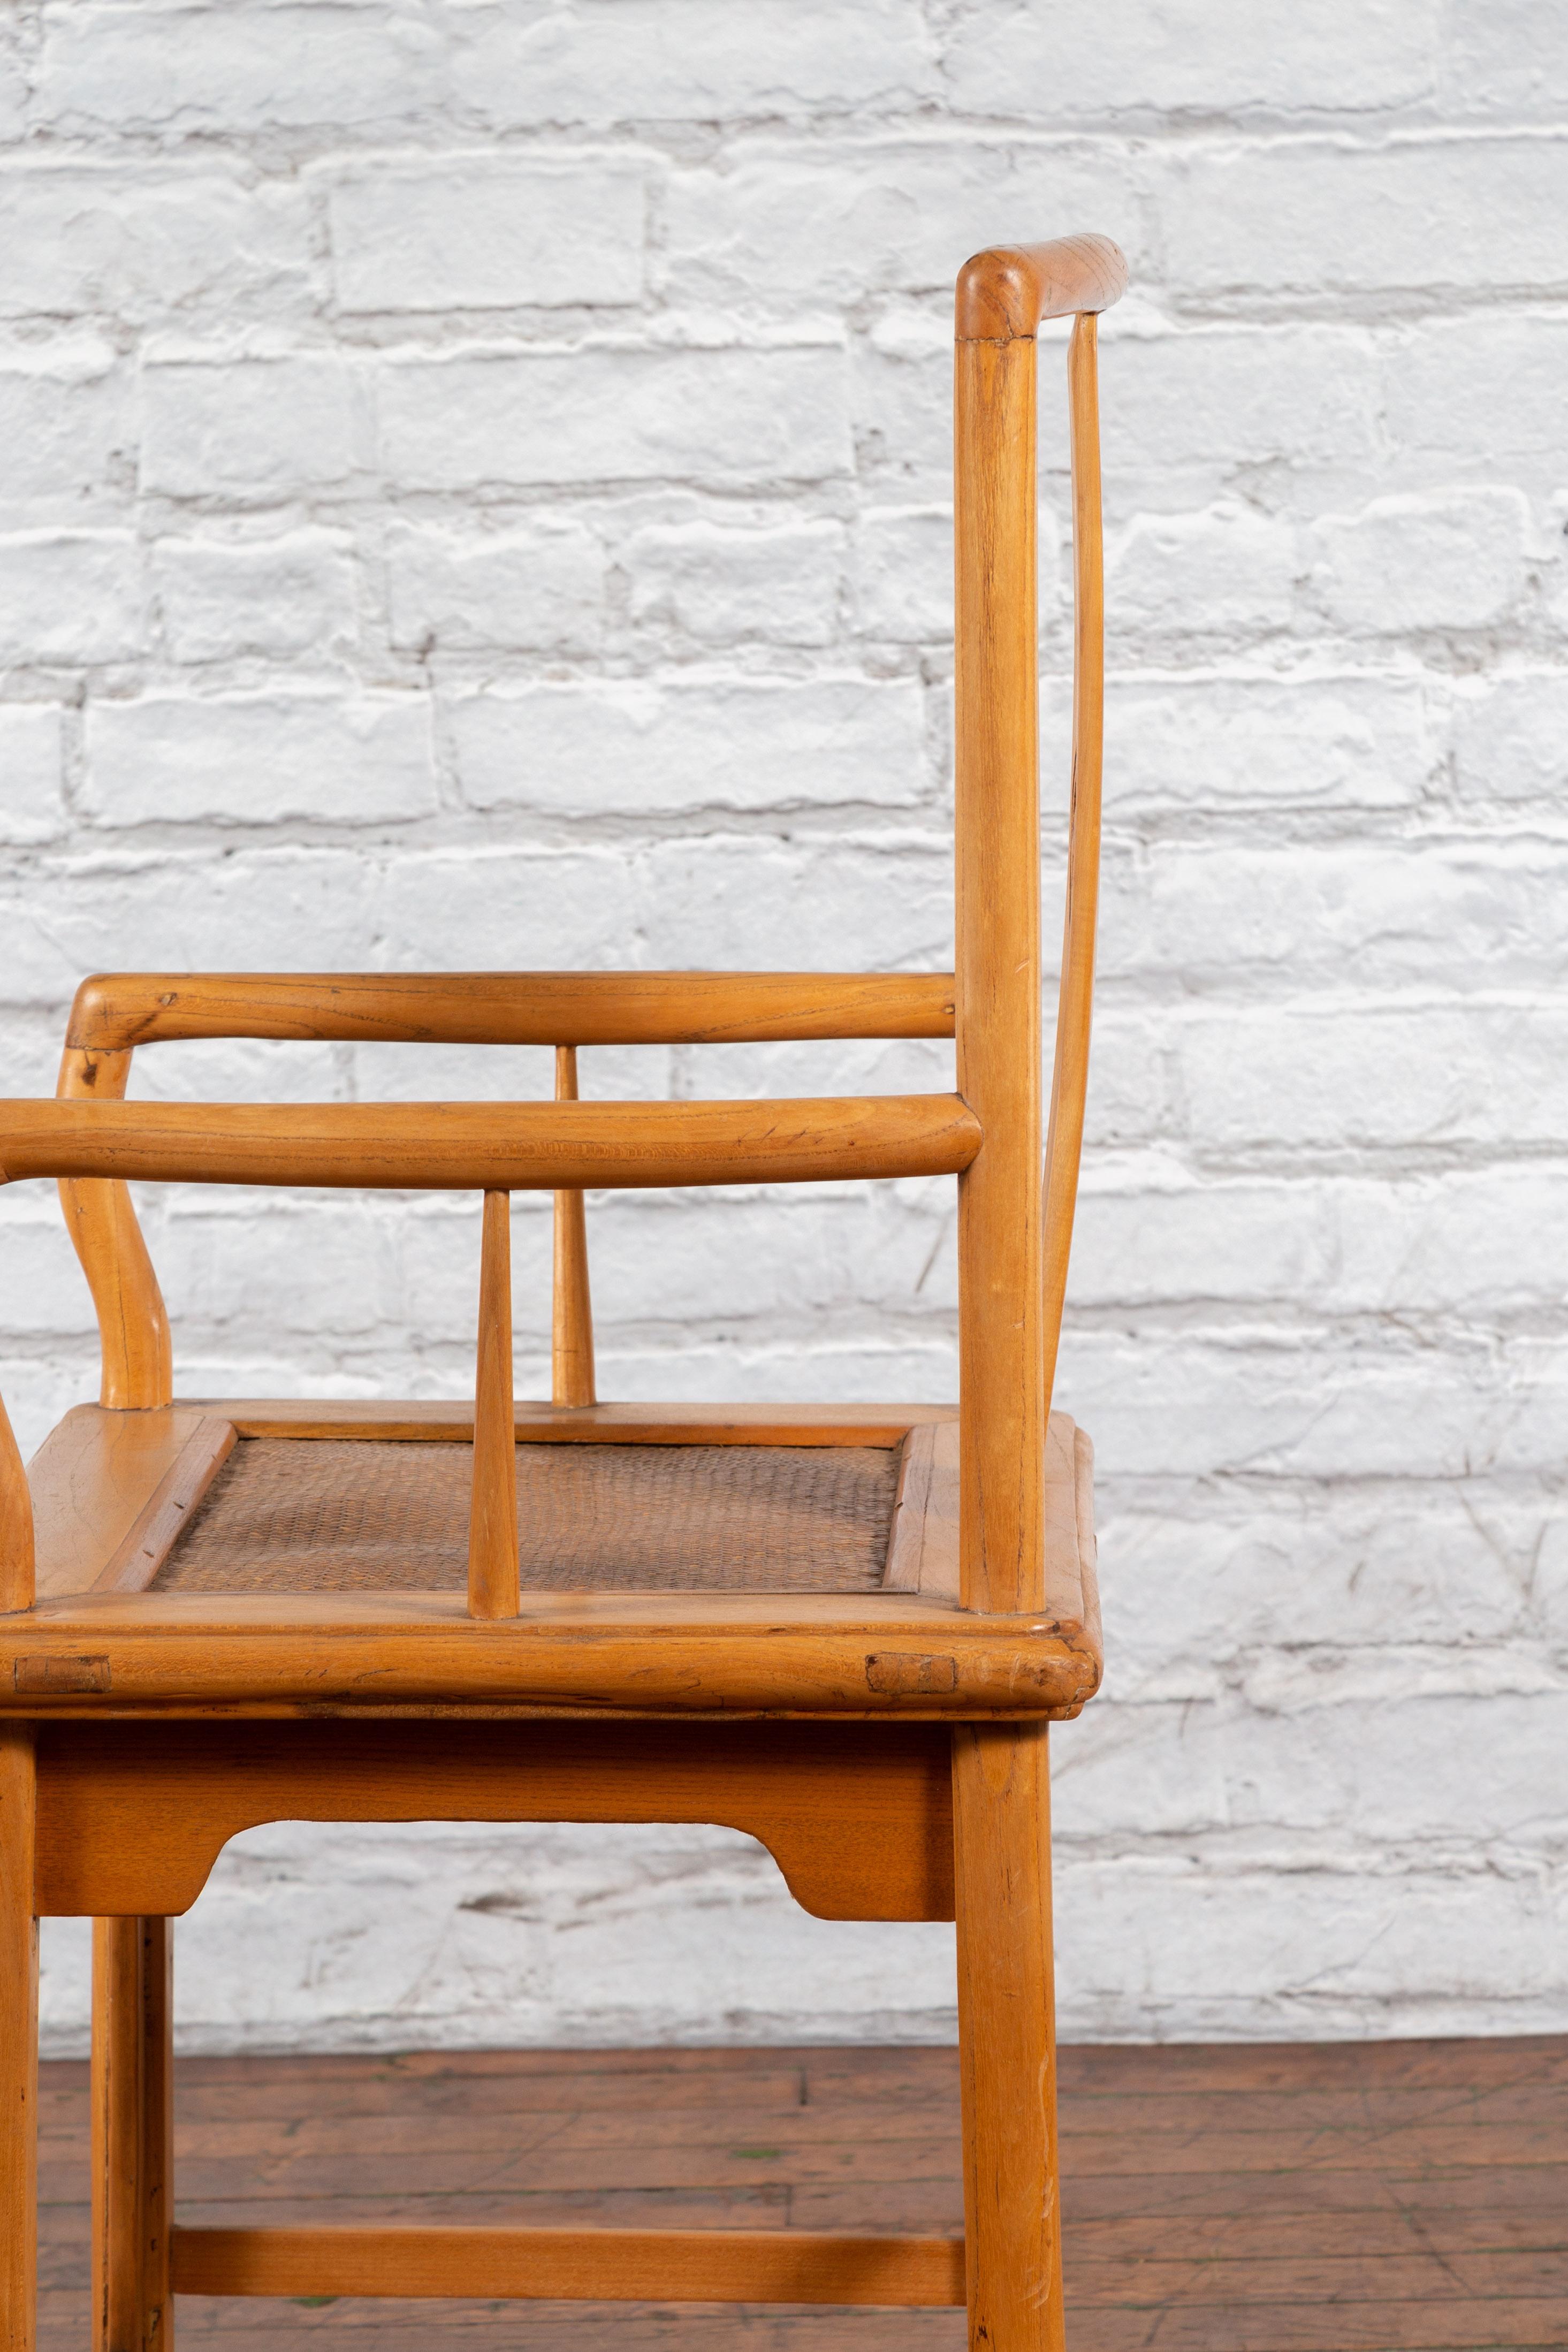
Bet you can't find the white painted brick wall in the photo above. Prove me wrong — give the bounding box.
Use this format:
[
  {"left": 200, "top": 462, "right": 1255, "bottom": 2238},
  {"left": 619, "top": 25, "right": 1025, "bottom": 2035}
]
[{"left": 4, "top": 0, "right": 1566, "bottom": 2056}]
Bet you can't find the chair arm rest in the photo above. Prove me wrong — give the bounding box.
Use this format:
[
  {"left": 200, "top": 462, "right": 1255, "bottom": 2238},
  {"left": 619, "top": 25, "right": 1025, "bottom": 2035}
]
[{"left": 0, "top": 1094, "right": 981, "bottom": 1192}]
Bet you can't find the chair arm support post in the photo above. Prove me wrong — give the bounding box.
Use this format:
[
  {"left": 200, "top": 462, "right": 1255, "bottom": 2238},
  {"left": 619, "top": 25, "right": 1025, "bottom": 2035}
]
[
  {"left": 468, "top": 1190, "right": 519, "bottom": 1621},
  {"left": 56, "top": 1049, "right": 172, "bottom": 1412}
]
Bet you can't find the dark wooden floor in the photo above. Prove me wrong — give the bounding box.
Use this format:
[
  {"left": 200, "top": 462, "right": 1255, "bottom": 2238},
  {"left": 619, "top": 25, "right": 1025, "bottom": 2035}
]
[{"left": 39, "top": 2036, "right": 1568, "bottom": 2351}]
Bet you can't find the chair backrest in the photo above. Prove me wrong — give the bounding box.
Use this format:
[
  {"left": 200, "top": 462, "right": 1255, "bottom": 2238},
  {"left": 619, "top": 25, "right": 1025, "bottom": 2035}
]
[{"left": 0, "top": 234, "right": 1126, "bottom": 1622}]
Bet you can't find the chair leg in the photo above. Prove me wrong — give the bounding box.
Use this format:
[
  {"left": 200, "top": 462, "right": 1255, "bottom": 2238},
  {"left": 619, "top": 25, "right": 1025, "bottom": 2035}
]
[
  {"left": 0, "top": 1729, "right": 38, "bottom": 2352},
  {"left": 953, "top": 1721, "right": 1066, "bottom": 2352},
  {"left": 93, "top": 1919, "right": 173, "bottom": 2352}
]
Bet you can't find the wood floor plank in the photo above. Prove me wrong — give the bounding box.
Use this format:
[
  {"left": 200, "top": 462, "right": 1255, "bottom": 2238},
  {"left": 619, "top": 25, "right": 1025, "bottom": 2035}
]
[
  {"left": 1055, "top": 2300, "right": 1568, "bottom": 2352},
  {"left": 169, "top": 2065, "right": 812, "bottom": 2123},
  {"left": 1056, "top": 2121, "right": 1568, "bottom": 2175},
  {"left": 42, "top": 2305, "right": 963, "bottom": 2352},
  {"left": 32, "top": 2035, "right": 1568, "bottom": 2350},
  {"left": 1055, "top": 2036, "right": 1568, "bottom": 2094},
  {"left": 144, "top": 2134, "right": 1565, "bottom": 2203},
  {"left": 52, "top": 2308, "right": 965, "bottom": 2350},
  {"left": 64, "top": 2079, "right": 1555, "bottom": 2165},
  {"left": 1056, "top": 2082, "right": 1568, "bottom": 2133},
  {"left": 173, "top": 2047, "right": 801, "bottom": 2086},
  {"left": 172, "top": 2190, "right": 796, "bottom": 2229},
  {"left": 1067, "top": 2247, "right": 1568, "bottom": 2304},
  {"left": 1067, "top": 2206, "right": 1568, "bottom": 2260},
  {"left": 1056, "top": 2161, "right": 1568, "bottom": 2224},
  {"left": 166, "top": 2100, "right": 956, "bottom": 2166}
]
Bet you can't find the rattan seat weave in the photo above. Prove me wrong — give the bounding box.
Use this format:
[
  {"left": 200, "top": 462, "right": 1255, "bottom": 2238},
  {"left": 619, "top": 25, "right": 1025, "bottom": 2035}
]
[{"left": 151, "top": 1437, "right": 902, "bottom": 1594}]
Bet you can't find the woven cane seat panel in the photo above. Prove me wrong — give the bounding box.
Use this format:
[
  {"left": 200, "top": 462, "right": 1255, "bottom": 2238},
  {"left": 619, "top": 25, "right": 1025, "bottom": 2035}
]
[{"left": 151, "top": 1437, "right": 901, "bottom": 1594}]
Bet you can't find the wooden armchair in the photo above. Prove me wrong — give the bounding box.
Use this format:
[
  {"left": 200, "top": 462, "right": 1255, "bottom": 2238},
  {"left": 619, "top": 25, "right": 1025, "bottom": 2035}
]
[{"left": 0, "top": 232, "right": 1125, "bottom": 2352}]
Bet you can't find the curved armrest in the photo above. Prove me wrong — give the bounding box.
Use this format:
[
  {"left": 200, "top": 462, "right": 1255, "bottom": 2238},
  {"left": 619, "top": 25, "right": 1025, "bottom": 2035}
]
[
  {"left": 955, "top": 233, "right": 1128, "bottom": 342},
  {"left": 0, "top": 1094, "right": 980, "bottom": 1192}
]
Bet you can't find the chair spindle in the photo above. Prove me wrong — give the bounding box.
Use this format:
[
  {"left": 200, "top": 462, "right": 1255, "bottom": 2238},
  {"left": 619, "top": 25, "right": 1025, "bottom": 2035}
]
[
  {"left": 551, "top": 1047, "right": 597, "bottom": 1409},
  {"left": 467, "top": 1190, "right": 519, "bottom": 1620}
]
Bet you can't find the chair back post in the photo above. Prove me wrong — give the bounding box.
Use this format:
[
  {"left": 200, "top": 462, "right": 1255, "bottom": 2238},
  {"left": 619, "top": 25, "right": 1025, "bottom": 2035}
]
[
  {"left": 0, "top": 1391, "right": 34, "bottom": 1614},
  {"left": 57, "top": 1040, "right": 172, "bottom": 1411},
  {"left": 953, "top": 238, "right": 1124, "bottom": 1616},
  {"left": 467, "top": 1189, "right": 519, "bottom": 1619},
  {"left": 954, "top": 296, "right": 1045, "bottom": 1617}
]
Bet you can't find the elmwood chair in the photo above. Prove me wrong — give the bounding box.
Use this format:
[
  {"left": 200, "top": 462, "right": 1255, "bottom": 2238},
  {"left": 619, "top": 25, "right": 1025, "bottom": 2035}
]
[{"left": 0, "top": 233, "right": 1126, "bottom": 2352}]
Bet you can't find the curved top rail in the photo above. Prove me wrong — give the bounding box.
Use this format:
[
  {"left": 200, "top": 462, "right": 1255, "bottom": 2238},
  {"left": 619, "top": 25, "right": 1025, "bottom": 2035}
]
[
  {"left": 66, "top": 971, "right": 956, "bottom": 1053},
  {"left": 955, "top": 233, "right": 1128, "bottom": 342}
]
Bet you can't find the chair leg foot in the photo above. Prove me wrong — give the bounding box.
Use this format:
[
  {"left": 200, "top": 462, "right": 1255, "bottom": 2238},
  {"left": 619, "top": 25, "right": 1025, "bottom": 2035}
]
[
  {"left": 953, "top": 1721, "right": 1066, "bottom": 2352},
  {"left": 0, "top": 1730, "right": 37, "bottom": 2352},
  {"left": 93, "top": 1918, "right": 173, "bottom": 2352}
]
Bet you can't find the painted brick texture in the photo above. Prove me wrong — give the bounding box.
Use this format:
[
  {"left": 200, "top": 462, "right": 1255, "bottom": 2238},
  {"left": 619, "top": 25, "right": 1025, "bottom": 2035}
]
[{"left": 4, "top": 0, "right": 1565, "bottom": 2054}]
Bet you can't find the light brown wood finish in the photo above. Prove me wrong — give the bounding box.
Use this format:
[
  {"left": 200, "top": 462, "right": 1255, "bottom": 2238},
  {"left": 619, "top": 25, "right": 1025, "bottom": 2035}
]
[
  {"left": 1, "top": 1092, "right": 980, "bottom": 1193},
  {"left": 89, "top": 1420, "right": 235, "bottom": 1596},
  {"left": 0, "top": 1725, "right": 37, "bottom": 2352},
  {"left": 1069, "top": 1423, "right": 1101, "bottom": 1667},
  {"left": 882, "top": 1420, "right": 959, "bottom": 1602},
  {"left": 201, "top": 1398, "right": 946, "bottom": 1445},
  {"left": 66, "top": 971, "right": 957, "bottom": 1052},
  {"left": 29, "top": 1409, "right": 231, "bottom": 1602},
  {"left": 954, "top": 233, "right": 1128, "bottom": 340},
  {"left": 170, "top": 2222, "right": 965, "bottom": 2305},
  {"left": 21, "top": 1402, "right": 1105, "bottom": 1646},
  {"left": 21, "top": 1402, "right": 970, "bottom": 1599},
  {"left": 1042, "top": 311, "right": 1106, "bottom": 1410},
  {"left": 953, "top": 1719, "right": 1065, "bottom": 2352},
  {"left": 947, "top": 239, "right": 1123, "bottom": 2352},
  {"left": 56, "top": 1049, "right": 171, "bottom": 1413},
  {"left": 2, "top": 1579, "right": 1101, "bottom": 1720},
  {"left": 467, "top": 1193, "right": 519, "bottom": 1623},
  {"left": 881, "top": 1426, "right": 933, "bottom": 1590},
  {"left": 36, "top": 2039, "right": 1568, "bottom": 2352},
  {"left": 551, "top": 1048, "right": 596, "bottom": 1409},
  {"left": 954, "top": 292, "right": 1046, "bottom": 1616},
  {"left": 33, "top": 1720, "right": 957, "bottom": 1924},
  {"left": 0, "top": 1395, "right": 33, "bottom": 1617},
  {"left": 92, "top": 1917, "right": 172, "bottom": 2352},
  {"left": 6, "top": 228, "right": 1124, "bottom": 2352},
  {"left": 951, "top": 240, "right": 1124, "bottom": 1619}
]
